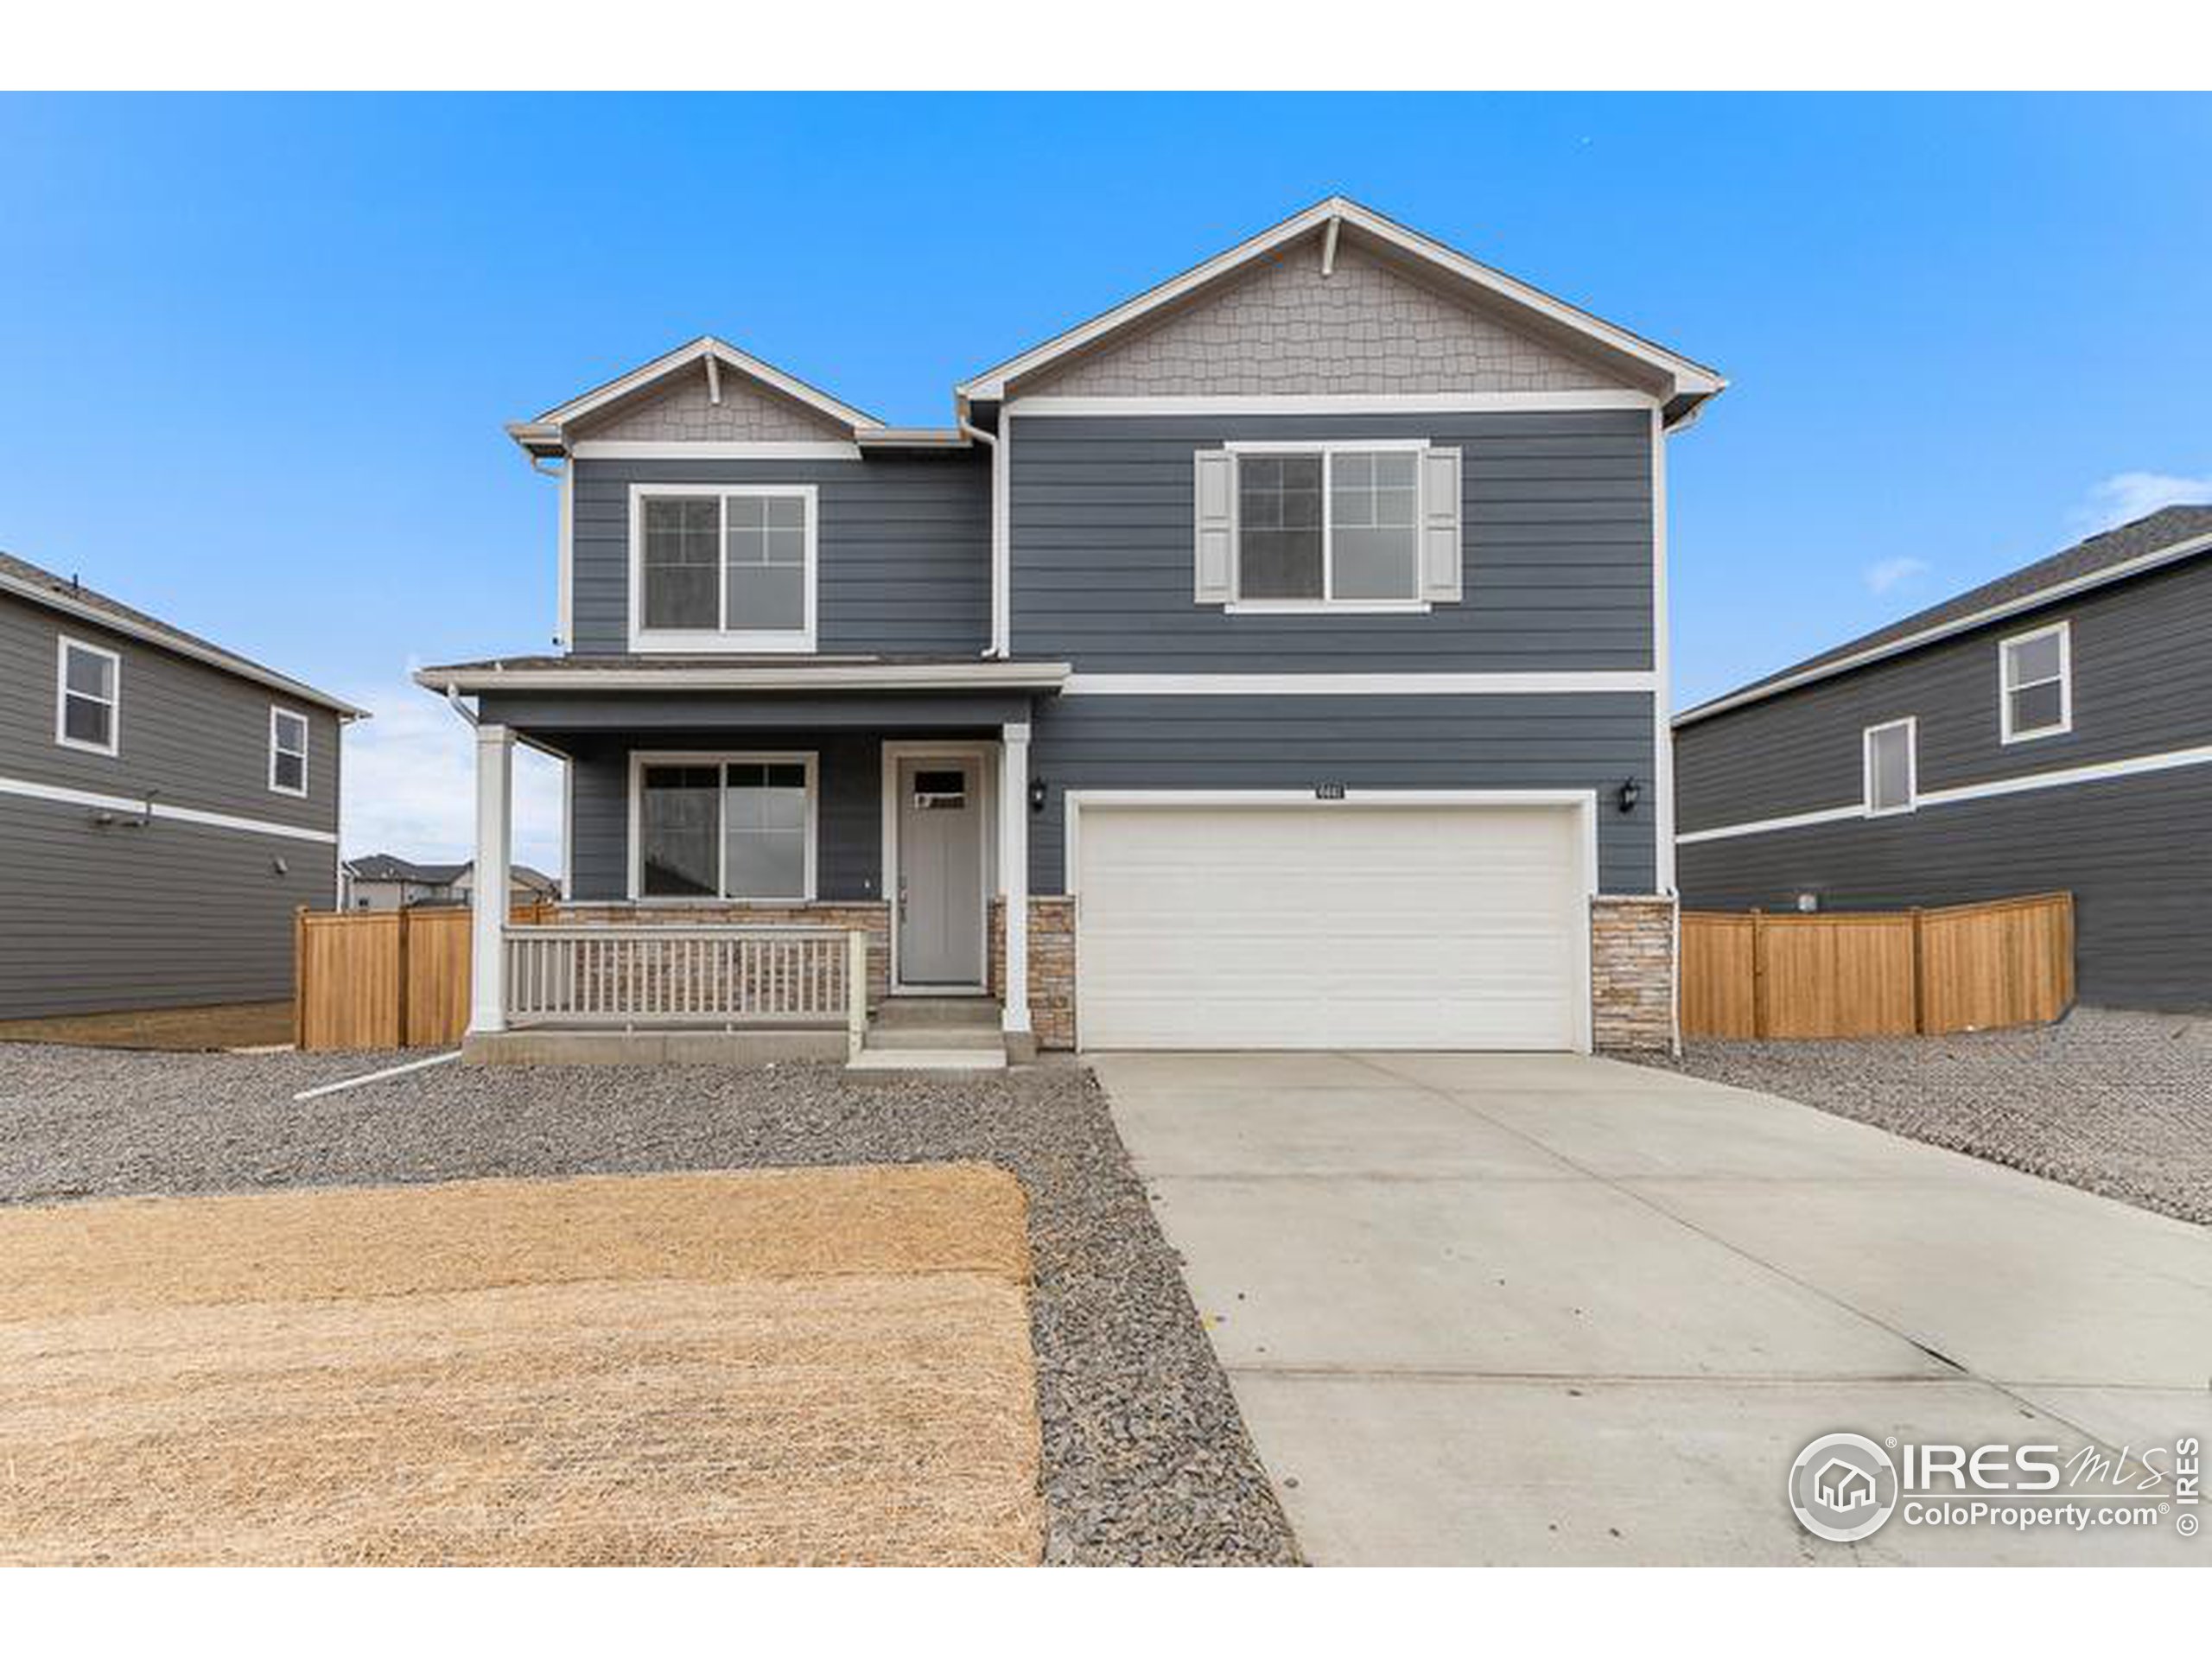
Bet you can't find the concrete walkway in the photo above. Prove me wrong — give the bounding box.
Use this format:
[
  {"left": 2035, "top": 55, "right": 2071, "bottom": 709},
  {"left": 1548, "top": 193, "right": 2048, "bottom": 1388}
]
[{"left": 1094, "top": 1051, "right": 2212, "bottom": 1566}]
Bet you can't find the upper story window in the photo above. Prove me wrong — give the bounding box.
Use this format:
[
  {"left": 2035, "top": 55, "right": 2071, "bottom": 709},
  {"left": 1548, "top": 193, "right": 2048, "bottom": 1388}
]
[
  {"left": 270, "top": 706, "right": 309, "bottom": 797},
  {"left": 630, "top": 485, "right": 817, "bottom": 652},
  {"left": 55, "top": 636, "right": 120, "bottom": 756},
  {"left": 1999, "top": 620, "right": 2071, "bottom": 743},
  {"left": 1863, "top": 717, "right": 1916, "bottom": 816},
  {"left": 1194, "top": 442, "right": 1461, "bottom": 612}
]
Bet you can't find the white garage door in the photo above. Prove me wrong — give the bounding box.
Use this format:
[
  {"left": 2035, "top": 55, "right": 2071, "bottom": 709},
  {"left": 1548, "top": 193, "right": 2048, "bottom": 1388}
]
[{"left": 1074, "top": 798, "right": 1590, "bottom": 1052}]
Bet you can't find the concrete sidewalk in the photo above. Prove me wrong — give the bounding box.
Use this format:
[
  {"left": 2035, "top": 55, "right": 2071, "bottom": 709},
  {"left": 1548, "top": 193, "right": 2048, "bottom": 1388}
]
[{"left": 1094, "top": 1051, "right": 2212, "bottom": 1566}]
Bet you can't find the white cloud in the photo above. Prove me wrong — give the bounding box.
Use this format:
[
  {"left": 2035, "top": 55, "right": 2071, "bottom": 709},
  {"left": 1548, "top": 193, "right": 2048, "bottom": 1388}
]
[
  {"left": 338, "top": 678, "right": 563, "bottom": 877},
  {"left": 2069, "top": 470, "right": 2212, "bottom": 536},
  {"left": 1863, "top": 556, "right": 1931, "bottom": 596}
]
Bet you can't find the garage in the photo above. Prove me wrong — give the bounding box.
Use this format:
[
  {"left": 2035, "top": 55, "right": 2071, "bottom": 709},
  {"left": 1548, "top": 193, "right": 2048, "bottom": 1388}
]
[{"left": 1070, "top": 793, "right": 1594, "bottom": 1052}]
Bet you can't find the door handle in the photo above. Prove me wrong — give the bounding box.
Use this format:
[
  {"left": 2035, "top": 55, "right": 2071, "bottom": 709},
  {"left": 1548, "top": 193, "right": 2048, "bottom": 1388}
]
[{"left": 897, "top": 872, "right": 908, "bottom": 924}]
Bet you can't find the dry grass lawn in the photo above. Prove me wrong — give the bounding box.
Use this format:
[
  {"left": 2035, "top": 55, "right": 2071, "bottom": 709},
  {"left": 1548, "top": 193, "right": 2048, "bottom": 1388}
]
[
  {"left": 0, "top": 1165, "right": 1043, "bottom": 1566},
  {"left": 0, "top": 1000, "right": 295, "bottom": 1051}
]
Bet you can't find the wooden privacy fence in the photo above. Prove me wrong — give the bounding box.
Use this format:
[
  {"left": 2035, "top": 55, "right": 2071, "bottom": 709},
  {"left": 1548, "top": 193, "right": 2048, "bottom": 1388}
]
[
  {"left": 1681, "top": 892, "right": 2075, "bottom": 1040},
  {"left": 295, "top": 905, "right": 549, "bottom": 1052}
]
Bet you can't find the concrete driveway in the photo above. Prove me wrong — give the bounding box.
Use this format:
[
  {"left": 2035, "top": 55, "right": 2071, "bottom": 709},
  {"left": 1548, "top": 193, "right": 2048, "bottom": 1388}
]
[{"left": 1094, "top": 1051, "right": 2212, "bottom": 1566}]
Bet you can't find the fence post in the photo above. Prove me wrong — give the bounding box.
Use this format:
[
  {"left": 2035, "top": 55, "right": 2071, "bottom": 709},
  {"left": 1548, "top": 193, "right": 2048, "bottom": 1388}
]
[
  {"left": 846, "top": 929, "right": 869, "bottom": 1061},
  {"left": 1910, "top": 907, "right": 1927, "bottom": 1034},
  {"left": 293, "top": 906, "right": 308, "bottom": 1051},
  {"left": 395, "top": 906, "right": 412, "bottom": 1050},
  {"left": 1750, "top": 909, "right": 1768, "bottom": 1039}
]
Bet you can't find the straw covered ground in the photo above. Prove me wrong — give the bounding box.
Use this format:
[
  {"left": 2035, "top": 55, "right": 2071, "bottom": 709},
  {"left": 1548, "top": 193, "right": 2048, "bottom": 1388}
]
[{"left": 0, "top": 1165, "right": 1045, "bottom": 1566}]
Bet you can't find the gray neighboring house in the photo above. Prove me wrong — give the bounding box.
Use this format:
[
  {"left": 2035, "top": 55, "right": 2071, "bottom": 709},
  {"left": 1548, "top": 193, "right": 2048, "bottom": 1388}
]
[
  {"left": 340, "top": 854, "right": 557, "bottom": 911},
  {"left": 422, "top": 196, "right": 1725, "bottom": 1056},
  {"left": 0, "top": 551, "right": 362, "bottom": 1020},
  {"left": 1675, "top": 505, "right": 2212, "bottom": 1012}
]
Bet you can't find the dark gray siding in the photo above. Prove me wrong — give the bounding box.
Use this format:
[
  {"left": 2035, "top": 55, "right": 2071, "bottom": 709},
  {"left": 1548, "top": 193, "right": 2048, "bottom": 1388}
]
[
  {"left": 569, "top": 454, "right": 990, "bottom": 657},
  {"left": 0, "top": 796, "right": 334, "bottom": 1017},
  {"left": 1007, "top": 410, "right": 1653, "bottom": 671},
  {"left": 1028, "top": 692, "right": 1656, "bottom": 893}
]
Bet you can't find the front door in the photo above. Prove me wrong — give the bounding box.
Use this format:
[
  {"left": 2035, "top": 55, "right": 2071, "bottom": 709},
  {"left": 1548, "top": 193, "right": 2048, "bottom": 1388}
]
[{"left": 895, "top": 757, "right": 985, "bottom": 988}]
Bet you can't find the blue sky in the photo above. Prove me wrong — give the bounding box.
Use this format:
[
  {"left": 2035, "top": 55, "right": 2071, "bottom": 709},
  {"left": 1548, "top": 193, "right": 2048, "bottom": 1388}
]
[{"left": 2, "top": 93, "right": 2207, "bottom": 868}]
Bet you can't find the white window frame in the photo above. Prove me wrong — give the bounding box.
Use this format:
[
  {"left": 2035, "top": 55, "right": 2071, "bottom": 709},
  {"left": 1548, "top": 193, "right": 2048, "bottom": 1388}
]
[
  {"left": 626, "top": 749, "right": 818, "bottom": 903},
  {"left": 54, "top": 635, "right": 121, "bottom": 757},
  {"left": 268, "top": 704, "right": 309, "bottom": 798},
  {"left": 1862, "top": 717, "right": 1918, "bottom": 817},
  {"left": 626, "top": 483, "right": 819, "bottom": 654},
  {"left": 1999, "top": 619, "right": 2072, "bottom": 744},
  {"left": 1221, "top": 439, "right": 1433, "bottom": 614}
]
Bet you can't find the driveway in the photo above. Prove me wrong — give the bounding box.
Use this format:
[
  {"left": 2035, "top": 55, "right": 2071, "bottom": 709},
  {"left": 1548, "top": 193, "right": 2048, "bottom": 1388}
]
[{"left": 1095, "top": 1051, "right": 2212, "bottom": 1566}]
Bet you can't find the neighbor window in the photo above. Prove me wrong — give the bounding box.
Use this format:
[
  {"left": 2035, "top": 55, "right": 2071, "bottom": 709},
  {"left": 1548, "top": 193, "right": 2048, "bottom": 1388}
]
[
  {"left": 1864, "top": 719, "right": 1917, "bottom": 816},
  {"left": 1234, "top": 446, "right": 1421, "bottom": 605},
  {"left": 1999, "top": 621, "right": 2071, "bottom": 743},
  {"left": 633, "top": 486, "right": 814, "bottom": 649},
  {"left": 270, "top": 706, "right": 308, "bottom": 797},
  {"left": 635, "top": 754, "right": 815, "bottom": 900},
  {"left": 55, "top": 636, "right": 120, "bottom": 755}
]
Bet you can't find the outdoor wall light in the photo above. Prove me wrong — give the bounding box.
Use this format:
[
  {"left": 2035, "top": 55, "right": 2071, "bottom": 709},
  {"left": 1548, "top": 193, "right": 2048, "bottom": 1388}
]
[
  {"left": 1028, "top": 778, "right": 1048, "bottom": 814},
  {"left": 1617, "top": 777, "right": 1641, "bottom": 814}
]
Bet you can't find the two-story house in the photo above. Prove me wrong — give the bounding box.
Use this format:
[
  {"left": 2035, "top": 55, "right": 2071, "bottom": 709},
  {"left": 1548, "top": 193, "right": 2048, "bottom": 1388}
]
[
  {"left": 0, "top": 551, "right": 359, "bottom": 1020},
  {"left": 1675, "top": 505, "right": 2212, "bottom": 1012},
  {"left": 419, "top": 198, "right": 1724, "bottom": 1059}
]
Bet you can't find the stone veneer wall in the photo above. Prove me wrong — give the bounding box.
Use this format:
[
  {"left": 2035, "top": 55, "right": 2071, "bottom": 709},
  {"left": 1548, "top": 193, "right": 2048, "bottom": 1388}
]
[
  {"left": 987, "top": 896, "right": 1077, "bottom": 1051},
  {"left": 550, "top": 901, "right": 892, "bottom": 1008},
  {"left": 1590, "top": 894, "right": 1677, "bottom": 1053}
]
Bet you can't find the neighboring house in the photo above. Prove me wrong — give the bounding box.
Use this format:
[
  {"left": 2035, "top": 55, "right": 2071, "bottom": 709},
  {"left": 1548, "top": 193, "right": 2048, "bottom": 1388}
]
[
  {"left": 0, "top": 550, "right": 361, "bottom": 1020},
  {"left": 341, "top": 854, "right": 558, "bottom": 910},
  {"left": 1675, "top": 505, "right": 2212, "bottom": 1012},
  {"left": 419, "top": 197, "right": 1724, "bottom": 1056}
]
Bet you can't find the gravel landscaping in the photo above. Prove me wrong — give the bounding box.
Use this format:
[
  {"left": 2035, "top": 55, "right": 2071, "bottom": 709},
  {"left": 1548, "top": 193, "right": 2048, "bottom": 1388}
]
[
  {"left": 0, "top": 1045, "right": 1300, "bottom": 1567},
  {"left": 1641, "top": 1007, "right": 2212, "bottom": 1225}
]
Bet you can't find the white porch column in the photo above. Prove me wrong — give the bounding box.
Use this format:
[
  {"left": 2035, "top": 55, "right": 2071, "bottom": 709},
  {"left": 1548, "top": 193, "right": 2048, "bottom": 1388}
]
[
  {"left": 468, "top": 722, "right": 513, "bottom": 1035},
  {"left": 1001, "top": 721, "right": 1032, "bottom": 1038}
]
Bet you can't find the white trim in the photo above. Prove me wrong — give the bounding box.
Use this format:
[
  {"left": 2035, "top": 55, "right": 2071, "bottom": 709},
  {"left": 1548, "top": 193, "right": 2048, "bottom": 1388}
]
[
  {"left": 572, "top": 440, "right": 862, "bottom": 461},
  {"left": 959, "top": 197, "right": 1721, "bottom": 402},
  {"left": 1862, "top": 717, "right": 1918, "bottom": 817},
  {"left": 1677, "top": 740, "right": 2212, "bottom": 846},
  {"left": 268, "top": 703, "right": 310, "bottom": 798},
  {"left": 555, "top": 457, "right": 574, "bottom": 644},
  {"left": 536, "top": 336, "right": 882, "bottom": 435},
  {"left": 559, "top": 760, "right": 574, "bottom": 901},
  {"left": 880, "top": 740, "right": 998, "bottom": 995},
  {"left": 416, "top": 660, "right": 1070, "bottom": 694},
  {"left": 1060, "top": 786, "right": 1599, "bottom": 1056},
  {"left": 468, "top": 724, "right": 512, "bottom": 1035},
  {"left": 1061, "top": 671, "right": 1656, "bottom": 696},
  {"left": 1679, "top": 530, "right": 2212, "bottom": 728},
  {"left": 54, "top": 634, "right": 120, "bottom": 757},
  {"left": 1224, "top": 601, "right": 1431, "bottom": 616},
  {"left": 993, "top": 416, "right": 1012, "bottom": 655},
  {"left": 0, "top": 769, "right": 338, "bottom": 844},
  {"left": 626, "top": 482, "right": 818, "bottom": 655},
  {"left": 1650, "top": 407, "right": 1675, "bottom": 893},
  {"left": 1000, "top": 721, "right": 1031, "bottom": 1034},
  {"left": 626, "top": 749, "right": 820, "bottom": 904},
  {"left": 1007, "top": 391, "right": 1659, "bottom": 417},
  {"left": 1999, "top": 619, "right": 2073, "bottom": 744}
]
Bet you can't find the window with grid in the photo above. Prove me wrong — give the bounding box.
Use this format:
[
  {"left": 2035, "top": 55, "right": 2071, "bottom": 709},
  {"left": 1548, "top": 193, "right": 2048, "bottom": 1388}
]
[
  {"left": 57, "top": 637, "right": 119, "bottom": 755},
  {"left": 636, "top": 488, "right": 812, "bottom": 645},
  {"left": 1233, "top": 448, "right": 1421, "bottom": 604}
]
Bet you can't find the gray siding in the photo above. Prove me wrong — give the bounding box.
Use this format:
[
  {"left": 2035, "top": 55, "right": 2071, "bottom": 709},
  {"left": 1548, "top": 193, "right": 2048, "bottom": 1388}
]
[
  {"left": 1007, "top": 410, "right": 1653, "bottom": 671},
  {"left": 1028, "top": 692, "right": 1656, "bottom": 894},
  {"left": 569, "top": 455, "right": 989, "bottom": 657},
  {"left": 0, "top": 794, "right": 334, "bottom": 1018}
]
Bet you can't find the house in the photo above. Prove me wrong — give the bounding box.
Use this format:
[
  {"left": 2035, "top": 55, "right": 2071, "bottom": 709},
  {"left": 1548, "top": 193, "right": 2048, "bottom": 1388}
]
[
  {"left": 1675, "top": 505, "right": 2212, "bottom": 1012},
  {"left": 341, "top": 854, "right": 559, "bottom": 912},
  {"left": 417, "top": 197, "right": 1724, "bottom": 1059},
  {"left": 0, "top": 550, "right": 361, "bottom": 1020}
]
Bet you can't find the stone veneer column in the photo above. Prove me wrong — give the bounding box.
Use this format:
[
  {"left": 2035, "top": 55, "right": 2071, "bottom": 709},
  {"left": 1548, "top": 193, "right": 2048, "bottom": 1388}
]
[{"left": 1590, "top": 894, "right": 1678, "bottom": 1053}]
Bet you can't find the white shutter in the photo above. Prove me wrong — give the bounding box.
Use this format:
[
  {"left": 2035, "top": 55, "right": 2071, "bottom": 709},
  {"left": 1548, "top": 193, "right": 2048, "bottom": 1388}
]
[
  {"left": 1421, "top": 446, "right": 1464, "bottom": 604},
  {"left": 1193, "top": 448, "right": 1236, "bottom": 604}
]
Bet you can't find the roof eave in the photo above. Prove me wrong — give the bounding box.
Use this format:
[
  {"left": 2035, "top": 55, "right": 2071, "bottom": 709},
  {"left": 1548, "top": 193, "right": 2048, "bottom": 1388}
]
[{"left": 413, "top": 660, "right": 1072, "bottom": 696}]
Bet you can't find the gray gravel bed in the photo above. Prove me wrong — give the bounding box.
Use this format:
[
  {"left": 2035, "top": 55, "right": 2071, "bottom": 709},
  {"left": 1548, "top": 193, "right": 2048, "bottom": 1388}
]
[
  {"left": 0, "top": 1043, "right": 1300, "bottom": 1566},
  {"left": 1638, "top": 1007, "right": 2212, "bottom": 1225}
]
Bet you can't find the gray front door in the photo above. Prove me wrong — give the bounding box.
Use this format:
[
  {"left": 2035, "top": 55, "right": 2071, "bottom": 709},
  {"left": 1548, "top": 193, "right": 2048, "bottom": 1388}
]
[{"left": 896, "top": 757, "right": 985, "bottom": 987}]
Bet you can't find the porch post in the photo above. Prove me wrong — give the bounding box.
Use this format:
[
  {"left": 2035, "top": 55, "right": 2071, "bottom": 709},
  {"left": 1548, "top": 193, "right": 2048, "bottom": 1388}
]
[
  {"left": 1001, "top": 721, "right": 1032, "bottom": 1040},
  {"left": 468, "top": 721, "right": 513, "bottom": 1035}
]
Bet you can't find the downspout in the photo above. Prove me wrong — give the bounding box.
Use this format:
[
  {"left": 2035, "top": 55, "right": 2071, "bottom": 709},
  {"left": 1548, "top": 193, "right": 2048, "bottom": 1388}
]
[{"left": 959, "top": 415, "right": 1007, "bottom": 658}]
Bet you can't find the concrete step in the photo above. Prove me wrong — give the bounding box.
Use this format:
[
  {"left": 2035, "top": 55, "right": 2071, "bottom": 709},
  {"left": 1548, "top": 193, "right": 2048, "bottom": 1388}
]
[
  {"left": 864, "top": 1025, "right": 1005, "bottom": 1052},
  {"left": 847, "top": 1046, "right": 1007, "bottom": 1072},
  {"left": 871, "top": 996, "right": 1001, "bottom": 1030}
]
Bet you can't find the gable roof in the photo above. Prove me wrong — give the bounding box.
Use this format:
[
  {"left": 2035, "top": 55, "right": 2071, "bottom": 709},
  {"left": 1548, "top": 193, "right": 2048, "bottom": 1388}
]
[
  {"left": 956, "top": 196, "right": 1726, "bottom": 420},
  {"left": 343, "top": 853, "right": 464, "bottom": 884},
  {"left": 508, "top": 335, "right": 884, "bottom": 457},
  {"left": 1675, "top": 505, "right": 2212, "bottom": 728},
  {"left": 0, "top": 550, "right": 365, "bottom": 718}
]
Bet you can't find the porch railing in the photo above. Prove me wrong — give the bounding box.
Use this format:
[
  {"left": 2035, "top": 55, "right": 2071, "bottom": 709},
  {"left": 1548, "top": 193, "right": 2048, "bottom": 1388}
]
[{"left": 504, "top": 925, "right": 868, "bottom": 1051}]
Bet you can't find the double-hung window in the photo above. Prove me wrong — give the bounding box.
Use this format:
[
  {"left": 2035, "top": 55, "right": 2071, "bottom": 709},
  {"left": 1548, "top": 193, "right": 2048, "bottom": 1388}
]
[
  {"left": 55, "top": 636, "right": 120, "bottom": 756},
  {"left": 1863, "top": 718, "right": 1917, "bottom": 817},
  {"left": 631, "top": 485, "right": 817, "bottom": 652},
  {"left": 1999, "top": 620, "right": 2070, "bottom": 742},
  {"left": 1195, "top": 442, "right": 1461, "bottom": 610},
  {"left": 270, "top": 706, "right": 308, "bottom": 797},
  {"left": 633, "top": 753, "right": 816, "bottom": 900}
]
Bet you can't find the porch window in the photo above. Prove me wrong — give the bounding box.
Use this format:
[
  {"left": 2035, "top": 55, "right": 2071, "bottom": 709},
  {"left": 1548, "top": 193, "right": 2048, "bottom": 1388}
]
[
  {"left": 632, "top": 486, "right": 817, "bottom": 652},
  {"left": 635, "top": 753, "right": 816, "bottom": 900}
]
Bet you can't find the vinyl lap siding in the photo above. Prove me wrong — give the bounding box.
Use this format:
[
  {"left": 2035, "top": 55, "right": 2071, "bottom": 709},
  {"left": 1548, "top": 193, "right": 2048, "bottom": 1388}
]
[{"left": 1008, "top": 410, "right": 1653, "bottom": 671}]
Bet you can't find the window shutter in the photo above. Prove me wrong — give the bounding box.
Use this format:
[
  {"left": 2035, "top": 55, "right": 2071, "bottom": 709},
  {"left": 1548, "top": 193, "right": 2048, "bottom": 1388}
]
[
  {"left": 1193, "top": 448, "right": 1236, "bottom": 604},
  {"left": 1420, "top": 446, "right": 1464, "bottom": 604}
]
